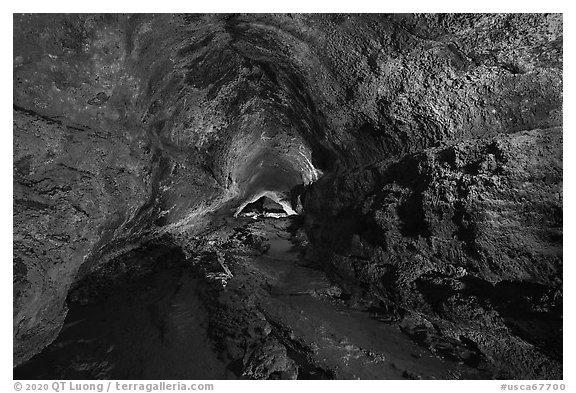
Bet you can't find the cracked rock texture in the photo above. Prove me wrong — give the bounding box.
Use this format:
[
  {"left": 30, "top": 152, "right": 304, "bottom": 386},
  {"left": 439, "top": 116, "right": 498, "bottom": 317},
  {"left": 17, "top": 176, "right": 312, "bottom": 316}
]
[
  {"left": 302, "top": 128, "right": 562, "bottom": 378},
  {"left": 14, "top": 13, "right": 562, "bottom": 377}
]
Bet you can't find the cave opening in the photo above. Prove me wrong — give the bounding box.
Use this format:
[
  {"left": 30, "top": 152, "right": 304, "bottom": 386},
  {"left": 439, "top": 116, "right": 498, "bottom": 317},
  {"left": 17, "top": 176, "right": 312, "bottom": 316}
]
[
  {"left": 236, "top": 194, "right": 295, "bottom": 219},
  {"left": 13, "top": 13, "right": 563, "bottom": 381}
]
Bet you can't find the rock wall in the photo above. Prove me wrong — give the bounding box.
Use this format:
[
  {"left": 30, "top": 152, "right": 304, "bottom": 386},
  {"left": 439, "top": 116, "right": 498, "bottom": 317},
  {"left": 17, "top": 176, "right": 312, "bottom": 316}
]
[
  {"left": 12, "top": 14, "right": 226, "bottom": 365},
  {"left": 302, "top": 128, "right": 562, "bottom": 378},
  {"left": 14, "top": 13, "right": 562, "bottom": 374}
]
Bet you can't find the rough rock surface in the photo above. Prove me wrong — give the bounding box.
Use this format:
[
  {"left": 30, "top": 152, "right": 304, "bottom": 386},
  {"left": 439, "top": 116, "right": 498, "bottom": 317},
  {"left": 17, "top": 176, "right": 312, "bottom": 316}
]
[
  {"left": 303, "top": 128, "right": 562, "bottom": 378},
  {"left": 242, "top": 337, "right": 299, "bottom": 380},
  {"left": 13, "top": 107, "right": 154, "bottom": 365},
  {"left": 14, "top": 13, "right": 562, "bottom": 378}
]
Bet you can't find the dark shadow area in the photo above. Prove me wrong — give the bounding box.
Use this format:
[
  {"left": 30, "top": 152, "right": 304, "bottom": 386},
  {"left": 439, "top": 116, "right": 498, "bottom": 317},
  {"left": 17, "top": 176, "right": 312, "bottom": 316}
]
[{"left": 14, "top": 244, "right": 236, "bottom": 380}]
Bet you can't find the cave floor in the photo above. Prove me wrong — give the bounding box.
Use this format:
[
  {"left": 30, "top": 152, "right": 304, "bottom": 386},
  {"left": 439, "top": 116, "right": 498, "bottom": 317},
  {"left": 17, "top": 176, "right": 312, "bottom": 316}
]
[{"left": 14, "top": 217, "right": 492, "bottom": 380}]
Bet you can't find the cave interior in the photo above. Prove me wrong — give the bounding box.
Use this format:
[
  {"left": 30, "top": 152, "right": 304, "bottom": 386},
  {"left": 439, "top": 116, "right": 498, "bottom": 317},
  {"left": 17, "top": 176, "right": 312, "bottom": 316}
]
[{"left": 13, "top": 13, "right": 563, "bottom": 380}]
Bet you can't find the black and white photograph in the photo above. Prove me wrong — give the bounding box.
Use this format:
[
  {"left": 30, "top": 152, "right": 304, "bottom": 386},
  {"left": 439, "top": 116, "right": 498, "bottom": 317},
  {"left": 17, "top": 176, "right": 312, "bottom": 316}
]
[{"left": 8, "top": 6, "right": 569, "bottom": 389}]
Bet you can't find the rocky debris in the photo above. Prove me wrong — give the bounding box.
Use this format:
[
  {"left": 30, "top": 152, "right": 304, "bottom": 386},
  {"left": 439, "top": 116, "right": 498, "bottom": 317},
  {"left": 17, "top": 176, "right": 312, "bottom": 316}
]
[
  {"left": 399, "top": 316, "right": 487, "bottom": 369},
  {"left": 184, "top": 219, "right": 339, "bottom": 379},
  {"left": 196, "top": 250, "right": 233, "bottom": 288},
  {"left": 14, "top": 216, "right": 504, "bottom": 380},
  {"left": 242, "top": 337, "right": 299, "bottom": 380},
  {"left": 187, "top": 218, "right": 486, "bottom": 379},
  {"left": 311, "top": 285, "right": 343, "bottom": 300},
  {"left": 302, "top": 128, "right": 562, "bottom": 379}
]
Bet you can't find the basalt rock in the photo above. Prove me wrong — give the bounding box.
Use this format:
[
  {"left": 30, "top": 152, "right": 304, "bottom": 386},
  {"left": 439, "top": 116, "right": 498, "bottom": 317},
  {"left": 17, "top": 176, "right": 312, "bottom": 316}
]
[
  {"left": 14, "top": 13, "right": 562, "bottom": 378},
  {"left": 302, "top": 128, "right": 562, "bottom": 378},
  {"left": 242, "top": 337, "right": 299, "bottom": 380}
]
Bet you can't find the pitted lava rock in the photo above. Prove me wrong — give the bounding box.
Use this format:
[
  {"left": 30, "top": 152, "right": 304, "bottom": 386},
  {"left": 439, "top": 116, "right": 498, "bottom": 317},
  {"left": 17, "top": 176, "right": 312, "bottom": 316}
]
[{"left": 13, "top": 13, "right": 562, "bottom": 379}]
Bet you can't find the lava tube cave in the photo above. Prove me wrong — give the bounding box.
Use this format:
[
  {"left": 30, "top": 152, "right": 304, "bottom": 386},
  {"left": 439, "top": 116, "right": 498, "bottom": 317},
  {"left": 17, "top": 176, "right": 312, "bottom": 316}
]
[{"left": 13, "top": 13, "right": 563, "bottom": 380}]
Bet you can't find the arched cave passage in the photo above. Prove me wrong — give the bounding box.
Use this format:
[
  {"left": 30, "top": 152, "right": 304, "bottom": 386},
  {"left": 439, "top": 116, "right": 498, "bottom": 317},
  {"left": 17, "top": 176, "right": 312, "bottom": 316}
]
[
  {"left": 235, "top": 192, "right": 297, "bottom": 218},
  {"left": 13, "top": 14, "right": 563, "bottom": 380}
]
